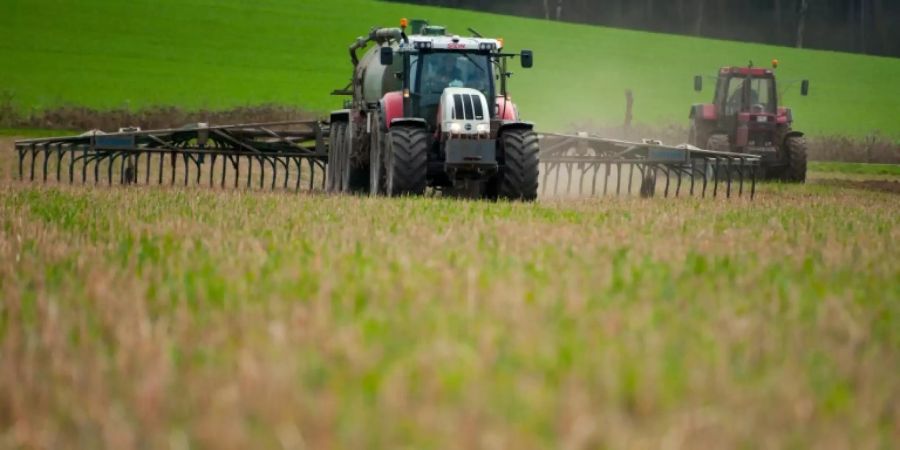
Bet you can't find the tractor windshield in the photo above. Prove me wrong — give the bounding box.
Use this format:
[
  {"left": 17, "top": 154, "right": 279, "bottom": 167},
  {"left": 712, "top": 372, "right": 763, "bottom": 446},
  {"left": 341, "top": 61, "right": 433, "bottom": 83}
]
[
  {"left": 724, "top": 76, "right": 775, "bottom": 115},
  {"left": 410, "top": 51, "right": 493, "bottom": 124}
]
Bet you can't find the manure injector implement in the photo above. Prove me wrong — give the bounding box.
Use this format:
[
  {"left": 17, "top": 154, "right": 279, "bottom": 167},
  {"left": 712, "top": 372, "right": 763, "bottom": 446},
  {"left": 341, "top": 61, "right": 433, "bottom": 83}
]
[{"left": 14, "top": 19, "right": 760, "bottom": 200}]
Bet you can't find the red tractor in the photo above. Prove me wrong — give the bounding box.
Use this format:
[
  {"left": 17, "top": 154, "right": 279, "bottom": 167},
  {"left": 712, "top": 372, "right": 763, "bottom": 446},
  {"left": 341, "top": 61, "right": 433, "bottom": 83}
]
[{"left": 689, "top": 63, "right": 809, "bottom": 182}]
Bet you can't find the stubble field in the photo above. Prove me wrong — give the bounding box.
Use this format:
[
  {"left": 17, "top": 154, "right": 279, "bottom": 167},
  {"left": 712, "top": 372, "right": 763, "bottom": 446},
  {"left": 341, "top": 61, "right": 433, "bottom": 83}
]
[{"left": 1, "top": 138, "right": 898, "bottom": 449}]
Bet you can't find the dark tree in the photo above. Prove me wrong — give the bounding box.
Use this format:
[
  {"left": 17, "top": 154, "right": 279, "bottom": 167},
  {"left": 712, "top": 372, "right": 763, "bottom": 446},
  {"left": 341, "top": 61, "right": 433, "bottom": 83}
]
[{"left": 394, "top": 0, "right": 900, "bottom": 57}]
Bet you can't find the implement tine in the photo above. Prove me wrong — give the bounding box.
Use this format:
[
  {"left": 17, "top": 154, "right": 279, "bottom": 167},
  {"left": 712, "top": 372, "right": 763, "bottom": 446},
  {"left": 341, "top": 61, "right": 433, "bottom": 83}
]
[
  {"left": 210, "top": 154, "right": 217, "bottom": 188},
  {"left": 295, "top": 158, "right": 303, "bottom": 192},
  {"left": 145, "top": 152, "right": 151, "bottom": 185},
  {"left": 17, "top": 145, "right": 25, "bottom": 180},
  {"left": 628, "top": 164, "right": 634, "bottom": 195},
  {"left": 713, "top": 158, "right": 720, "bottom": 198},
  {"left": 751, "top": 163, "right": 757, "bottom": 200},
  {"left": 247, "top": 157, "right": 253, "bottom": 188},
  {"left": 603, "top": 163, "right": 610, "bottom": 196},
  {"left": 689, "top": 160, "right": 696, "bottom": 196},
  {"left": 68, "top": 146, "right": 75, "bottom": 183},
  {"left": 578, "top": 164, "right": 587, "bottom": 195},
  {"left": 260, "top": 157, "right": 265, "bottom": 189},
  {"left": 30, "top": 144, "right": 37, "bottom": 181},
  {"left": 738, "top": 158, "right": 744, "bottom": 197},
  {"left": 195, "top": 154, "right": 202, "bottom": 185},
  {"left": 81, "top": 147, "right": 88, "bottom": 183},
  {"left": 726, "top": 158, "right": 732, "bottom": 198},
  {"left": 56, "top": 144, "right": 64, "bottom": 182},
  {"left": 702, "top": 159, "right": 708, "bottom": 198},
  {"left": 234, "top": 156, "right": 240, "bottom": 189},
  {"left": 663, "top": 166, "right": 670, "bottom": 198},
  {"left": 675, "top": 165, "right": 682, "bottom": 197},
  {"left": 270, "top": 158, "right": 277, "bottom": 190},
  {"left": 170, "top": 152, "right": 176, "bottom": 185},
  {"left": 107, "top": 154, "right": 114, "bottom": 185},
  {"left": 616, "top": 163, "right": 622, "bottom": 196},
  {"left": 42, "top": 144, "right": 49, "bottom": 182}
]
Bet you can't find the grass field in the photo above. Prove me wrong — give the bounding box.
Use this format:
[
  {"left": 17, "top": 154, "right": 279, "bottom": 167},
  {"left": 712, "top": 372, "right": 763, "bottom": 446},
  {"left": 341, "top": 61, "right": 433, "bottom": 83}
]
[
  {"left": 1, "top": 138, "right": 899, "bottom": 448},
  {"left": 2, "top": 0, "right": 899, "bottom": 136}
]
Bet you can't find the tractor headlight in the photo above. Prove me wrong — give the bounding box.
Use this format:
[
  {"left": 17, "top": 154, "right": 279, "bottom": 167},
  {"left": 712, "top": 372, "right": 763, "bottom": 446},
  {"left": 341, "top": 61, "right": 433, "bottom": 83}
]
[
  {"left": 476, "top": 123, "right": 489, "bottom": 134},
  {"left": 448, "top": 123, "right": 462, "bottom": 134}
]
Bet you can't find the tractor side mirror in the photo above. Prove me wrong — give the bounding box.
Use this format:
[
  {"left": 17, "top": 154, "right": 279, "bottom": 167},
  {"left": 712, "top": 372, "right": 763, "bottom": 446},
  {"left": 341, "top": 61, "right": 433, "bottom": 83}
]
[
  {"left": 801, "top": 79, "right": 810, "bottom": 96},
  {"left": 520, "top": 50, "right": 533, "bottom": 68},
  {"left": 694, "top": 75, "right": 703, "bottom": 92},
  {"left": 379, "top": 46, "right": 393, "bottom": 66}
]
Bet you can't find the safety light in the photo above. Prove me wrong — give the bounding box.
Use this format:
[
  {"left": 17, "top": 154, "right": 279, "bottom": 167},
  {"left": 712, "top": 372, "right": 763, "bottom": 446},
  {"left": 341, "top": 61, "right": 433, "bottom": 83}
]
[
  {"left": 400, "top": 18, "right": 408, "bottom": 29},
  {"left": 497, "top": 38, "right": 504, "bottom": 48},
  {"left": 772, "top": 58, "right": 779, "bottom": 68},
  {"left": 403, "top": 89, "right": 410, "bottom": 98}
]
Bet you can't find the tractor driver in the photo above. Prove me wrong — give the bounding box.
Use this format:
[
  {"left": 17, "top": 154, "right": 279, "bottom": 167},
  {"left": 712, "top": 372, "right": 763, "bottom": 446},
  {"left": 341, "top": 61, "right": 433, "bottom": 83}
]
[{"left": 438, "top": 55, "right": 464, "bottom": 87}]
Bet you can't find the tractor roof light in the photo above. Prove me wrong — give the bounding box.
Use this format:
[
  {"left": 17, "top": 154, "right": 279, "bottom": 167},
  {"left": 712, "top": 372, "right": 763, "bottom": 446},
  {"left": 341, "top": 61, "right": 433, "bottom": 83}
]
[
  {"left": 414, "top": 40, "right": 432, "bottom": 49},
  {"left": 478, "top": 42, "right": 497, "bottom": 51}
]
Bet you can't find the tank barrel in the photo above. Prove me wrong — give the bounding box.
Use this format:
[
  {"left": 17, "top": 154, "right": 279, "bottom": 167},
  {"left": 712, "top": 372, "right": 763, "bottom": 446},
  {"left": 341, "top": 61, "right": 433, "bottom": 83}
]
[{"left": 349, "top": 27, "right": 405, "bottom": 65}]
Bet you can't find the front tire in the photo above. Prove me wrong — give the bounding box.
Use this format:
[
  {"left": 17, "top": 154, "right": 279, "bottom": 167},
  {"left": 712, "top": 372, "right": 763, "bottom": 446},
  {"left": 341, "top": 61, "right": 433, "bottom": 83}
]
[
  {"left": 781, "top": 135, "right": 807, "bottom": 183},
  {"left": 385, "top": 125, "right": 428, "bottom": 196},
  {"left": 496, "top": 129, "right": 539, "bottom": 201}
]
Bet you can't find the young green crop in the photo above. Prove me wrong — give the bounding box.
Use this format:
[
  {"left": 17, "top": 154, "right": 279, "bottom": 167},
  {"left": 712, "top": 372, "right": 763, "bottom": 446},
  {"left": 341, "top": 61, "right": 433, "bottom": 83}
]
[
  {"left": 1, "top": 139, "right": 898, "bottom": 448},
  {"left": 1, "top": 0, "right": 898, "bottom": 136}
]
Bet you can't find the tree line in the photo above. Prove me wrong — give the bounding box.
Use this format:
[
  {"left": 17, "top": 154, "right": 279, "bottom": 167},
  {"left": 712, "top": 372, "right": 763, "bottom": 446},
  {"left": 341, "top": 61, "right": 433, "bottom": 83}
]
[{"left": 397, "top": 0, "right": 899, "bottom": 57}]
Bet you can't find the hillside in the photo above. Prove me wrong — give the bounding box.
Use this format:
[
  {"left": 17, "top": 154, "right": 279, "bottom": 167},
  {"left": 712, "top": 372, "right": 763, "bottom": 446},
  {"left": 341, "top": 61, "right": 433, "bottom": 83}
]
[{"left": 1, "top": 0, "right": 898, "bottom": 136}]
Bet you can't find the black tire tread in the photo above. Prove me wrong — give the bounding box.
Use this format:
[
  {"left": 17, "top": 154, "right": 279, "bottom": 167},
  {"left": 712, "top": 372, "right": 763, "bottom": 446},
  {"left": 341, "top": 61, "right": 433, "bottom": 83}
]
[
  {"left": 783, "top": 135, "right": 807, "bottom": 183},
  {"left": 498, "top": 129, "right": 540, "bottom": 201},
  {"left": 387, "top": 126, "right": 428, "bottom": 196}
]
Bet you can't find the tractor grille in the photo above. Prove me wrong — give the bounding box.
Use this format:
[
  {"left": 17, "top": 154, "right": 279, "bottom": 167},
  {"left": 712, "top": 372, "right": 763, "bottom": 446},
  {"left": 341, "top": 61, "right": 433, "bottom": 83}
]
[{"left": 452, "top": 94, "right": 485, "bottom": 121}]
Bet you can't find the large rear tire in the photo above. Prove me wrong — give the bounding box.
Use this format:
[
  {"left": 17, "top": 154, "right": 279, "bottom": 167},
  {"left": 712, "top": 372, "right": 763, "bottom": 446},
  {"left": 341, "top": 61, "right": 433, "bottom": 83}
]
[
  {"left": 496, "top": 128, "right": 539, "bottom": 201},
  {"left": 385, "top": 125, "right": 428, "bottom": 196},
  {"left": 781, "top": 135, "right": 807, "bottom": 183},
  {"left": 327, "top": 121, "right": 349, "bottom": 193}
]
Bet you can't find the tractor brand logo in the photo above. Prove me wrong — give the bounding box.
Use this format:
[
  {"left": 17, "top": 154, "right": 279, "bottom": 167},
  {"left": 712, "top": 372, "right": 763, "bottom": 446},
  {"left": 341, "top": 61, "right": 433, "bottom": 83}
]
[
  {"left": 447, "top": 43, "right": 466, "bottom": 49},
  {"left": 464, "top": 123, "right": 472, "bottom": 131}
]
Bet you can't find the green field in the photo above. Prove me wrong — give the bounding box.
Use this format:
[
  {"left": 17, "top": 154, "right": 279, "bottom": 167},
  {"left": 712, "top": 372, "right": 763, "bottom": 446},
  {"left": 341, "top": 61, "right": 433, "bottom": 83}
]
[
  {"left": 1, "top": 140, "right": 899, "bottom": 447},
  {"left": 2, "top": 0, "right": 899, "bottom": 136}
]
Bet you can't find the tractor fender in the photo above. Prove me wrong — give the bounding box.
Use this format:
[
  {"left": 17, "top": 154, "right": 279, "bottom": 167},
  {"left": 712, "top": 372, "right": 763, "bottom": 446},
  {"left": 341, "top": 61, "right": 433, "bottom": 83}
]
[
  {"left": 380, "top": 91, "right": 405, "bottom": 129},
  {"left": 330, "top": 110, "right": 350, "bottom": 125},
  {"left": 389, "top": 118, "right": 428, "bottom": 129},
  {"left": 689, "top": 104, "right": 717, "bottom": 121},
  {"left": 496, "top": 97, "right": 519, "bottom": 121},
  {"left": 783, "top": 130, "right": 804, "bottom": 142},
  {"left": 497, "top": 121, "right": 534, "bottom": 134},
  {"left": 777, "top": 107, "right": 793, "bottom": 125}
]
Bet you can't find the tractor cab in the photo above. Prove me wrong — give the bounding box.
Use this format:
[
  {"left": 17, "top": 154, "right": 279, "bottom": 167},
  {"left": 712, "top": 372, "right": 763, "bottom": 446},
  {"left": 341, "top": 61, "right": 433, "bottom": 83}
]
[{"left": 713, "top": 67, "right": 779, "bottom": 152}]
